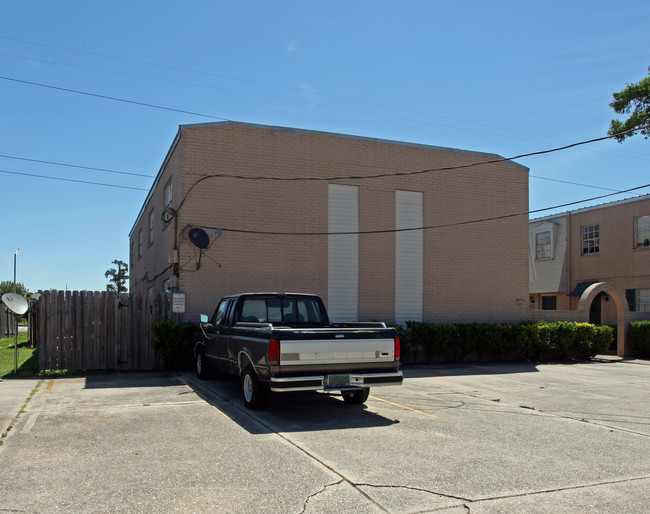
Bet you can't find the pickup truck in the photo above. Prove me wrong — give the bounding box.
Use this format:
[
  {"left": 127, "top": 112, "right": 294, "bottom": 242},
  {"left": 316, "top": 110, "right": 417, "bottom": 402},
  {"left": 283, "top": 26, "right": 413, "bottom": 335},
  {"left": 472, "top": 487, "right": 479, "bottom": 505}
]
[{"left": 194, "top": 292, "right": 403, "bottom": 409}]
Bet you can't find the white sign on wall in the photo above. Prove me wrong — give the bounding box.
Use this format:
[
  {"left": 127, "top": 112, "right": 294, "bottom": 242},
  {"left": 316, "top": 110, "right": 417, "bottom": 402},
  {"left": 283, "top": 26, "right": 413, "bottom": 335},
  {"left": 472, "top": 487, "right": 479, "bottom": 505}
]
[{"left": 172, "top": 293, "right": 186, "bottom": 313}]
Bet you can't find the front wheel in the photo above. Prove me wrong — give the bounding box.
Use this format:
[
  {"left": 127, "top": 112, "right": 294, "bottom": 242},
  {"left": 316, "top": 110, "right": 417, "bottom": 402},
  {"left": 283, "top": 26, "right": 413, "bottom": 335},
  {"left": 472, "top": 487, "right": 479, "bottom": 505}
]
[
  {"left": 242, "top": 367, "right": 269, "bottom": 409},
  {"left": 196, "top": 351, "right": 209, "bottom": 380},
  {"left": 342, "top": 388, "right": 370, "bottom": 405}
]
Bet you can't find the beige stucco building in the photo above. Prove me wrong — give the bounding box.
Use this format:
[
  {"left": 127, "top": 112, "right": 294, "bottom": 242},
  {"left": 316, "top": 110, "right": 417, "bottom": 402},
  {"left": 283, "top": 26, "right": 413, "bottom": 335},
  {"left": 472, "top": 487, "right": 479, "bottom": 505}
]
[
  {"left": 129, "top": 121, "right": 530, "bottom": 324},
  {"left": 529, "top": 194, "right": 650, "bottom": 324}
]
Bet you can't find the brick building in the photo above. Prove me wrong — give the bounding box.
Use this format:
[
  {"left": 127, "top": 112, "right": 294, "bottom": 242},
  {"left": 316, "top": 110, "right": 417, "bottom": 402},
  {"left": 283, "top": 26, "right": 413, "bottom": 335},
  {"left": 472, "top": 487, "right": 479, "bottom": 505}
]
[
  {"left": 529, "top": 194, "right": 650, "bottom": 324},
  {"left": 129, "top": 121, "right": 529, "bottom": 324}
]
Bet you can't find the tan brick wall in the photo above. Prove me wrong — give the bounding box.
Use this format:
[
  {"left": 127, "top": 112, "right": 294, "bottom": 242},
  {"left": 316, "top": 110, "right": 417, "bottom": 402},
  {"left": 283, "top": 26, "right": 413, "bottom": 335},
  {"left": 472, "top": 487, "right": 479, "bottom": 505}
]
[
  {"left": 568, "top": 197, "right": 650, "bottom": 310},
  {"left": 130, "top": 122, "right": 529, "bottom": 324},
  {"left": 130, "top": 140, "right": 182, "bottom": 297}
]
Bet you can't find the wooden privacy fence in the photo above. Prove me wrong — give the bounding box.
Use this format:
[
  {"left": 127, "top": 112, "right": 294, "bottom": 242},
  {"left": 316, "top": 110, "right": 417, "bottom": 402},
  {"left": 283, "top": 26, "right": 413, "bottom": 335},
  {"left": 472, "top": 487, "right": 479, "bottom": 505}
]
[
  {"left": 31, "top": 290, "right": 174, "bottom": 371},
  {"left": 1, "top": 304, "right": 16, "bottom": 338}
]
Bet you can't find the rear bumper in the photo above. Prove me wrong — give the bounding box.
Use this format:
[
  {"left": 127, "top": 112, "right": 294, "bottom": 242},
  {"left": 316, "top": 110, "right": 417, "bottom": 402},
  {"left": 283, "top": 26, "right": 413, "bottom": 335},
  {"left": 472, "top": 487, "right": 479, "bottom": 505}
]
[{"left": 269, "top": 371, "right": 403, "bottom": 393}]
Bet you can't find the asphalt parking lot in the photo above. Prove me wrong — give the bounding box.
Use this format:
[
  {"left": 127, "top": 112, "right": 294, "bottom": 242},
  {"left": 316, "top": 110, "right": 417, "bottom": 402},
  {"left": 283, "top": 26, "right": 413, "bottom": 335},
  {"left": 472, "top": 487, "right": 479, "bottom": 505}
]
[{"left": 1, "top": 359, "right": 649, "bottom": 513}]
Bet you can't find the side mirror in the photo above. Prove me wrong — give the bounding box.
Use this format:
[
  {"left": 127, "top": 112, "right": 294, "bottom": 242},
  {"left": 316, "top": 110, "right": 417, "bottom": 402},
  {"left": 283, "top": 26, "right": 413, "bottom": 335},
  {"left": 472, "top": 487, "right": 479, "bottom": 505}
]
[{"left": 200, "top": 314, "right": 209, "bottom": 323}]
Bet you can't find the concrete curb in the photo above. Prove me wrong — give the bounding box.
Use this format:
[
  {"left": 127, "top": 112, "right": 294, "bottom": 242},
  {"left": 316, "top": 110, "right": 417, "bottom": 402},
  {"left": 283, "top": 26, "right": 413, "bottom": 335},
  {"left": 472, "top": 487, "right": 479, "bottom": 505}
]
[{"left": 0, "top": 378, "right": 41, "bottom": 444}]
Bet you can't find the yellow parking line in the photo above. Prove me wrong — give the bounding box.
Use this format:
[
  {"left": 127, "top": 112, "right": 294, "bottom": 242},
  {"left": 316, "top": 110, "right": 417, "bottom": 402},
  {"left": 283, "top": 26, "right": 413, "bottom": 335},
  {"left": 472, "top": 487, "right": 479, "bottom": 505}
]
[{"left": 369, "top": 395, "right": 439, "bottom": 418}]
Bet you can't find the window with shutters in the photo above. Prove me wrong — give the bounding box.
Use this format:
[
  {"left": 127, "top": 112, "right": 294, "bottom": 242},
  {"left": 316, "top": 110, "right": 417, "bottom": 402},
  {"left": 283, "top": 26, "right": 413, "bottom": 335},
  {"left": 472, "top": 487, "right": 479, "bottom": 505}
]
[
  {"left": 634, "top": 215, "right": 650, "bottom": 249},
  {"left": 639, "top": 289, "right": 650, "bottom": 312}
]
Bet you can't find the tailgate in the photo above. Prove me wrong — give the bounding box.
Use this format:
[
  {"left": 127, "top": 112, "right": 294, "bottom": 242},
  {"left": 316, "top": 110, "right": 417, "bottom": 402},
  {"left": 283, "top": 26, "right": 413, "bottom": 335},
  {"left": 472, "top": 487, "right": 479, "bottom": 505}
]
[{"left": 279, "top": 337, "right": 396, "bottom": 367}]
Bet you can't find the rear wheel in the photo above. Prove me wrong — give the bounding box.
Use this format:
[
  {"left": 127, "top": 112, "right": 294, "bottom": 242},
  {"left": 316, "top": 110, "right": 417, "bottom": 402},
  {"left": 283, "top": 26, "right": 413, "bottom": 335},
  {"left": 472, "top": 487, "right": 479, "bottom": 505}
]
[
  {"left": 242, "top": 366, "right": 269, "bottom": 409},
  {"left": 342, "top": 388, "right": 370, "bottom": 404}
]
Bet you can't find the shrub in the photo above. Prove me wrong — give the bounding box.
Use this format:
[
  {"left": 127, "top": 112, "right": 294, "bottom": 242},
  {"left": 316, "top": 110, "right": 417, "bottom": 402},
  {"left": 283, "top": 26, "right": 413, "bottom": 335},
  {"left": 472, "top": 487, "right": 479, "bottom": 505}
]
[
  {"left": 395, "top": 320, "right": 613, "bottom": 364},
  {"left": 629, "top": 321, "right": 650, "bottom": 358},
  {"left": 592, "top": 325, "right": 614, "bottom": 356},
  {"left": 151, "top": 318, "right": 199, "bottom": 370}
]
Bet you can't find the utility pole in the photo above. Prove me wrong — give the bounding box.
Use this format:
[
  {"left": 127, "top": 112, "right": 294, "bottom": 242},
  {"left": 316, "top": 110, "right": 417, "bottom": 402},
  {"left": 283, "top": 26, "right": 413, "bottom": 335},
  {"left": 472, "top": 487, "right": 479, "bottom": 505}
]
[
  {"left": 13, "top": 248, "right": 20, "bottom": 375},
  {"left": 14, "top": 248, "right": 19, "bottom": 292}
]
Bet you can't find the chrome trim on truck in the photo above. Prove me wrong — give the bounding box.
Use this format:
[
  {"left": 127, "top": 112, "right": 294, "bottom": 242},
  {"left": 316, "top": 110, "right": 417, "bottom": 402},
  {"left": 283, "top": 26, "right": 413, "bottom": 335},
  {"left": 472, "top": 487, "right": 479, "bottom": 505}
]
[{"left": 269, "top": 371, "right": 403, "bottom": 393}]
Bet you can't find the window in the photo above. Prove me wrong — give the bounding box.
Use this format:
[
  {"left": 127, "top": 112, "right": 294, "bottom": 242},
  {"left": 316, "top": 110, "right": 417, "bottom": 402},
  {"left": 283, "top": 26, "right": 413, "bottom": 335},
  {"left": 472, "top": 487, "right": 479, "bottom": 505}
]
[
  {"left": 541, "top": 296, "right": 557, "bottom": 310},
  {"left": 531, "top": 222, "right": 557, "bottom": 262},
  {"left": 535, "top": 230, "right": 552, "bottom": 260},
  {"left": 138, "top": 230, "right": 143, "bottom": 258},
  {"left": 639, "top": 289, "right": 650, "bottom": 312},
  {"left": 165, "top": 179, "right": 173, "bottom": 207},
  {"left": 634, "top": 215, "right": 650, "bottom": 249},
  {"left": 212, "top": 300, "right": 231, "bottom": 326},
  {"left": 240, "top": 297, "right": 324, "bottom": 324},
  {"left": 581, "top": 224, "right": 599, "bottom": 255},
  {"left": 149, "top": 211, "right": 155, "bottom": 244}
]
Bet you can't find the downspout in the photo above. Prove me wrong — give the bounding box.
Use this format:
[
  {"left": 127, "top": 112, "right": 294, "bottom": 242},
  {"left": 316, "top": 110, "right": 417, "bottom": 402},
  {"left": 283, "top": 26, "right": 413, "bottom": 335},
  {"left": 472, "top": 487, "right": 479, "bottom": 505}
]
[
  {"left": 567, "top": 212, "right": 572, "bottom": 309},
  {"left": 173, "top": 211, "right": 179, "bottom": 285}
]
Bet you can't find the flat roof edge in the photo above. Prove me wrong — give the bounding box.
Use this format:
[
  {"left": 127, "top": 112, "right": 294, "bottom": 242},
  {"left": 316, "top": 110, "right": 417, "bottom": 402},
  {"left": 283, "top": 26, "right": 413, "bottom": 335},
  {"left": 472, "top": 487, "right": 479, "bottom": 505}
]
[
  {"left": 178, "top": 120, "right": 529, "bottom": 170},
  {"left": 529, "top": 193, "right": 650, "bottom": 222},
  {"left": 129, "top": 130, "right": 181, "bottom": 237}
]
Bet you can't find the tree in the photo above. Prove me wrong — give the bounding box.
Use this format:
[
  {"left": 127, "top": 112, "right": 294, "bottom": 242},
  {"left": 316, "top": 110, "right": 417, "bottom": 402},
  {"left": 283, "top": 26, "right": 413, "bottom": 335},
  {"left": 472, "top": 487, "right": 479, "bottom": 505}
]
[
  {"left": 0, "top": 280, "right": 29, "bottom": 297},
  {"left": 105, "top": 260, "right": 129, "bottom": 292},
  {"left": 608, "top": 68, "right": 650, "bottom": 142}
]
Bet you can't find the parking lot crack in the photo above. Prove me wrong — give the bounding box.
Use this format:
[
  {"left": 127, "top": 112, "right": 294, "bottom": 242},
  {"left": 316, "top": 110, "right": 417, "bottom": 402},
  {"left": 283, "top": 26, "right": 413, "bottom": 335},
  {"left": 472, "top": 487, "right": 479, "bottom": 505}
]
[
  {"left": 298, "top": 479, "right": 344, "bottom": 514},
  {"left": 355, "top": 483, "right": 472, "bottom": 503},
  {"left": 471, "top": 475, "right": 650, "bottom": 505}
]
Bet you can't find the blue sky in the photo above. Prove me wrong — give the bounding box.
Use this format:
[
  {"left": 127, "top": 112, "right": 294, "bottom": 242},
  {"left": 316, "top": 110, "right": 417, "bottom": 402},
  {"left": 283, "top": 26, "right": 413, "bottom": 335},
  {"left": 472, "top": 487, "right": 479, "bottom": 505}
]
[{"left": 1, "top": 1, "right": 649, "bottom": 293}]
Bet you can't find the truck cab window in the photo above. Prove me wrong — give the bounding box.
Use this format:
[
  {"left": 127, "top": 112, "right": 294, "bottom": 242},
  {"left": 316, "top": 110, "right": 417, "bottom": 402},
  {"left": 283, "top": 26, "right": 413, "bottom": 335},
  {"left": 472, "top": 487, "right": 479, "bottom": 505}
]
[
  {"left": 241, "top": 299, "right": 267, "bottom": 322},
  {"left": 212, "top": 300, "right": 229, "bottom": 325},
  {"left": 267, "top": 298, "right": 283, "bottom": 322}
]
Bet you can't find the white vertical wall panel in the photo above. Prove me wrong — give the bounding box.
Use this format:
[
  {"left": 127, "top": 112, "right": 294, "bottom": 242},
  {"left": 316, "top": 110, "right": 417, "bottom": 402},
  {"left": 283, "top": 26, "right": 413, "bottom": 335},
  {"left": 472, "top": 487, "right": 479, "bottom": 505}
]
[
  {"left": 396, "top": 190, "right": 423, "bottom": 323},
  {"left": 328, "top": 184, "right": 359, "bottom": 322}
]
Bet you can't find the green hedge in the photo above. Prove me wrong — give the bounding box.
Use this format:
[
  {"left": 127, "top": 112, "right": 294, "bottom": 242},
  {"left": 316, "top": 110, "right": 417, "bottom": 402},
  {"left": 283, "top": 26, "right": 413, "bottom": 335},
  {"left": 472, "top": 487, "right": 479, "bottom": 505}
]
[
  {"left": 395, "top": 321, "right": 613, "bottom": 364},
  {"left": 629, "top": 321, "right": 650, "bottom": 358},
  {"left": 152, "top": 318, "right": 199, "bottom": 370}
]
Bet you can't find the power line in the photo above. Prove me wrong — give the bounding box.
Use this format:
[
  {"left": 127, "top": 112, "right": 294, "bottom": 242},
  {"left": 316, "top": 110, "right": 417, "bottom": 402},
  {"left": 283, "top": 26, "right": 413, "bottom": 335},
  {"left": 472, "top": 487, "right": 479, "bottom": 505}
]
[
  {"left": 0, "top": 51, "right": 582, "bottom": 146},
  {"left": 1, "top": 129, "right": 639, "bottom": 199},
  {"left": 528, "top": 175, "right": 621, "bottom": 192},
  {"left": 3, "top": 35, "right": 649, "bottom": 162},
  {"left": 0, "top": 73, "right": 642, "bottom": 187},
  {"left": 3, "top": 38, "right": 649, "bottom": 165},
  {"left": 0, "top": 75, "right": 230, "bottom": 121},
  {"left": 0, "top": 154, "right": 155, "bottom": 178},
  {"left": 171, "top": 128, "right": 640, "bottom": 217},
  {"left": 195, "top": 182, "right": 650, "bottom": 237},
  {"left": 0, "top": 168, "right": 149, "bottom": 191},
  {"left": 0, "top": 151, "right": 623, "bottom": 193},
  {"left": 2, "top": 36, "right": 545, "bottom": 138},
  {"left": 0, "top": 70, "right": 643, "bottom": 203}
]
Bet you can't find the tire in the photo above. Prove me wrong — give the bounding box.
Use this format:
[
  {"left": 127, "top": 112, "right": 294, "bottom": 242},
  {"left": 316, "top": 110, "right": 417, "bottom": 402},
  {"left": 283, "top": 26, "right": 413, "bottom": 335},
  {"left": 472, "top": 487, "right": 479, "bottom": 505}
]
[
  {"left": 342, "top": 388, "right": 370, "bottom": 405},
  {"left": 196, "top": 350, "right": 209, "bottom": 380},
  {"left": 242, "top": 366, "right": 269, "bottom": 409}
]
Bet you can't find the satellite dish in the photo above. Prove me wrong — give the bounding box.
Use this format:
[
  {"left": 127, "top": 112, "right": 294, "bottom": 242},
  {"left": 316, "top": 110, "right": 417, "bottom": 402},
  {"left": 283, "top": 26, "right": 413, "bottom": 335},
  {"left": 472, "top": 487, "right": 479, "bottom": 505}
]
[
  {"left": 161, "top": 207, "right": 176, "bottom": 223},
  {"left": 189, "top": 228, "right": 210, "bottom": 249},
  {"left": 2, "top": 293, "right": 29, "bottom": 316}
]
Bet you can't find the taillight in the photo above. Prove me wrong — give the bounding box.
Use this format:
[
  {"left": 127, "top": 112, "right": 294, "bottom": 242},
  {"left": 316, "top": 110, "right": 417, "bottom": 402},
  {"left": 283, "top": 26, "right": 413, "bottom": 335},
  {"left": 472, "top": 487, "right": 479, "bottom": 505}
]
[
  {"left": 394, "top": 337, "right": 400, "bottom": 362},
  {"left": 269, "top": 339, "right": 280, "bottom": 365}
]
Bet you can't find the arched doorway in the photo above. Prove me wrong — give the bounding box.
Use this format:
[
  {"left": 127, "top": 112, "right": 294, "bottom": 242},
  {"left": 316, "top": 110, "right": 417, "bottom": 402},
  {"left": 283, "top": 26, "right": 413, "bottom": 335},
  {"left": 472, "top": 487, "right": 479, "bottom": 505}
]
[{"left": 577, "top": 282, "right": 630, "bottom": 357}]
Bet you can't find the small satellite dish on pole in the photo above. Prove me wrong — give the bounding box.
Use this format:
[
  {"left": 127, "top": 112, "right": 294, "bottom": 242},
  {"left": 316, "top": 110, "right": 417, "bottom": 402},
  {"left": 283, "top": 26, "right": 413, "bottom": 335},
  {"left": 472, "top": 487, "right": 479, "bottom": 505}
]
[
  {"left": 2, "top": 293, "right": 28, "bottom": 376},
  {"left": 2, "top": 293, "right": 28, "bottom": 315}
]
